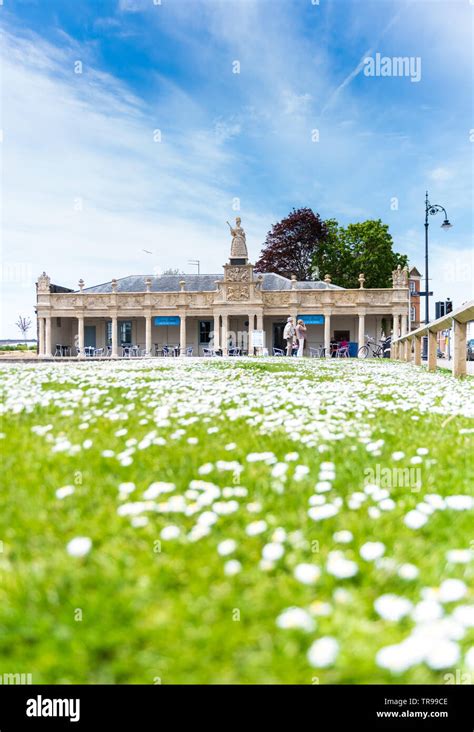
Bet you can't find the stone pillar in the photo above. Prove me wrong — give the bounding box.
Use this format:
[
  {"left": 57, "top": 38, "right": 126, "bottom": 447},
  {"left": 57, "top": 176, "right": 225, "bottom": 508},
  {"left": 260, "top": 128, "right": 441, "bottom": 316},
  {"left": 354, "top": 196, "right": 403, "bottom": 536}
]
[
  {"left": 111, "top": 315, "right": 118, "bottom": 358},
  {"left": 221, "top": 314, "right": 229, "bottom": 356},
  {"left": 78, "top": 315, "right": 85, "bottom": 358},
  {"left": 213, "top": 314, "right": 220, "bottom": 351},
  {"left": 401, "top": 313, "right": 407, "bottom": 337},
  {"left": 38, "top": 317, "right": 45, "bottom": 356},
  {"left": 358, "top": 313, "right": 365, "bottom": 354},
  {"left": 248, "top": 313, "right": 255, "bottom": 354},
  {"left": 45, "top": 316, "right": 52, "bottom": 357},
  {"left": 427, "top": 330, "right": 437, "bottom": 372},
  {"left": 179, "top": 314, "right": 186, "bottom": 356},
  {"left": 324, "top": 313, "right": 331, "bottom": 357},
  {"left": 256, "top": 312, "right": 264, "bottom": 352},
  {"left": 145, "top": 315, "right": 152, "bottom": 356},
  {"left": 414, "top": 335, "right": 422, "bottom": 365},
  {"left": 453, "top": 319, "right": 467, "bottom": 378}
]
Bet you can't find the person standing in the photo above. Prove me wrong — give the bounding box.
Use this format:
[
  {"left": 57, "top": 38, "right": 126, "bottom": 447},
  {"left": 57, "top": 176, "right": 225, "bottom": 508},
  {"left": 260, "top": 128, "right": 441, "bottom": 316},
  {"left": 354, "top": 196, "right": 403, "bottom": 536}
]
[
  {"left": 296, "top": 319, "right": 307, "bottom": 357},
  {"left": 283, "top": 317, "right": 295, "bottom": 356}
]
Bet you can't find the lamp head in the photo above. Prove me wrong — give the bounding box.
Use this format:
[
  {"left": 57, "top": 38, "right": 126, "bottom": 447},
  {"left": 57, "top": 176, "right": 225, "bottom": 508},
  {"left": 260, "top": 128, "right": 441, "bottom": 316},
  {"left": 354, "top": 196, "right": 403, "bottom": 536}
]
[{"left": 441, "top": 219, "right": 453, "bottom": 230}]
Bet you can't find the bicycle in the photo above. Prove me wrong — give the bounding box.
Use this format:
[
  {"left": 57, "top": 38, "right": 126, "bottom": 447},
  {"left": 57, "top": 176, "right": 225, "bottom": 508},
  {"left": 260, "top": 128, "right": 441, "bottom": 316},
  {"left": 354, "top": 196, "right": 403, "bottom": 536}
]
[{"left": 358, "top": 336, "right": 384, "bottom": 358}]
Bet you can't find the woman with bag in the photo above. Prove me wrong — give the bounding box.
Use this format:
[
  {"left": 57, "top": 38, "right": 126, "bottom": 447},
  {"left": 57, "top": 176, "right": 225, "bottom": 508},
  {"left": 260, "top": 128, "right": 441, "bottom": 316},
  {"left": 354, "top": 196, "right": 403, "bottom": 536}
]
[{"left": 295, "top": 319, "right": 307, "bottom": 357}]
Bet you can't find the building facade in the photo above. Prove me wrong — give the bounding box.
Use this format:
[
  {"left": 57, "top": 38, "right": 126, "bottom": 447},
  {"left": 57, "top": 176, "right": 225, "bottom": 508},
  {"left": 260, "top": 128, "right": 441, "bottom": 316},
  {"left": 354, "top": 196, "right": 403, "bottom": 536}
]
[{"left": 35, "top": 226, "right": 411, "bottom": 358}]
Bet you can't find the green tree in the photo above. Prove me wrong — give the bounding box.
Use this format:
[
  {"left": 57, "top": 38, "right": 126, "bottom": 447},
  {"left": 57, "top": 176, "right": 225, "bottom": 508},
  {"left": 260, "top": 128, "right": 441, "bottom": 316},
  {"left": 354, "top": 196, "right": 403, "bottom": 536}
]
[{"left": 312, "top": 219, "right": 408, "bottom": 288}]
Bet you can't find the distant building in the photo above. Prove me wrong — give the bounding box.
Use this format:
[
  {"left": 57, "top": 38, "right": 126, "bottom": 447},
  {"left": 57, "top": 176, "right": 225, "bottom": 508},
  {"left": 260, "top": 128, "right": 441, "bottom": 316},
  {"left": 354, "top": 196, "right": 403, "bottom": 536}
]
[
  {"left": 35, "top": 222, "right": 412, "bottom": 357},
  {"left": 408, "top": 267, "right": 422, "bottom": 330}
]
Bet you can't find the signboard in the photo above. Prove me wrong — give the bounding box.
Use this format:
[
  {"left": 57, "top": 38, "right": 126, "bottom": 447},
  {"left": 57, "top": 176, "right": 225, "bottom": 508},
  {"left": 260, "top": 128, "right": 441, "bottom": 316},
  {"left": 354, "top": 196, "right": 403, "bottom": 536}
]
[
  {"left": 154, "top": 316, "right": 180, "bottom": 327},
  {"left": 252, "top": 330, "right": 265, "bottom": 348},
  {"left": 297, "top": 314, "right": 325, "bottom": 325}
]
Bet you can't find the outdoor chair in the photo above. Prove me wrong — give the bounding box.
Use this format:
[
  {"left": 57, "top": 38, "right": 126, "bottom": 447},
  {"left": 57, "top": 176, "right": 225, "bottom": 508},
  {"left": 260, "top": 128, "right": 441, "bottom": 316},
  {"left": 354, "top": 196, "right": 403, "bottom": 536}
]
[
  {"left": 54, "top": 344, "right": 63, "bottom": 357},
  {"left": 228, "top": 347, "right": 241, "bottom": 356},
  {"left": 93, "top": 347, "right": 105, "bottom": 357},
  {"left": 309, "top": 346, "right": 325, "bottom": 358},
  {"left": 185, "top": 346, "right": 193, "bottom": 356},
  {"left": 273, "top": 348, "right": 285, "bottom": 356},
  {"left": 335, "top": 343, "right": 350, "bottom": 358},
  {"left": 203, "top": 347, "right": 215, "bottom": 357}
]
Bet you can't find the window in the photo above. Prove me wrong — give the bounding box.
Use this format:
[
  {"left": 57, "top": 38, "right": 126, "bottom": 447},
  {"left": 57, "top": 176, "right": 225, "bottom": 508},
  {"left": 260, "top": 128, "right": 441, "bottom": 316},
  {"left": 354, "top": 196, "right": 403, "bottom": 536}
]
[
  {"left": 410, "top": 306, "right": 416, "bottom": 322},
  {"left": 106, "top": 321, "right": 112, "bottom": 347},
  {"left": 334, "top": 330, "right": 350, "bottom": 342},
  {"left": 409, "top": 280, "right": 416, "bottom": 294},
  {"left": 119, "top": 321, "right": 132, "bottom": 345},
  {"left": 199, "top": 320, "right": 212, "bottom": 344}
]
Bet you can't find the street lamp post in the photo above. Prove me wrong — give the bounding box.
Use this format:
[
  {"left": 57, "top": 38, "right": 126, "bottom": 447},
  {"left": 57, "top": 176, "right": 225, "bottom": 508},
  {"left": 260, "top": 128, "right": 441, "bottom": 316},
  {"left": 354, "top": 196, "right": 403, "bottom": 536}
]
[{"left": 424, "top": 191, "right": 453, "bottom": 325}]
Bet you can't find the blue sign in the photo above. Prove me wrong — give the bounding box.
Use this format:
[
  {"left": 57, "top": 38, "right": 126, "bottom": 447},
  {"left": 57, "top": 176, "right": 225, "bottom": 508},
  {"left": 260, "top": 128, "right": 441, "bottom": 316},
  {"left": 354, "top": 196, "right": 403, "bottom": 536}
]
[
  {"left": 297, "top": 314, "right": 325, "bottom": 325},
  {"left": 154, "top": 316, "right": 180, "bottom": 327}
]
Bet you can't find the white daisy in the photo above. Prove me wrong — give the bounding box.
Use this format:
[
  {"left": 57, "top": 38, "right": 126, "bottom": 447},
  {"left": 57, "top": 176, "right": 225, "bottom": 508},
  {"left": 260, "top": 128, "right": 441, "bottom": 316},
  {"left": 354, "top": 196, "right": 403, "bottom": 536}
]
[
  {"left": 294, "top": 563, "right": 320, "bottom": 585},
  {"left": 307, "top": 637, "right": 339, "bottom": 668},
  {"left": 66, "top": 537, "right": 92, "bottom": 557}
]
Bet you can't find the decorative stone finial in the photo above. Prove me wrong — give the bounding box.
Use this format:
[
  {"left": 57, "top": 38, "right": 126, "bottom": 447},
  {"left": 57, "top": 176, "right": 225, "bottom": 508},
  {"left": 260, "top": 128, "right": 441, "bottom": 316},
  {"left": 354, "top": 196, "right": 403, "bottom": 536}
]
[
  {"left": 145, "top": 277, "right": 152, "bottom": 292},
  {"left": 392, "top": 264, "right": 408, "bottom": 288},
  {"left": 179, "top": 279, "right": 186, "bottom": 292},
  {"left": 358, "top": 273, "right": 365, "bottom": 289},
  {"left": 78, "top": 278, "right": 85, "bottom": 292},
  {"left": 324, "top": 273, "right": 332, "bottom": 284},
  {"left": 111, "top": 278, "right": 118, "bottom": 293},
  {"left": 37, "top": 272, "right": 51, "bottom": 293}
]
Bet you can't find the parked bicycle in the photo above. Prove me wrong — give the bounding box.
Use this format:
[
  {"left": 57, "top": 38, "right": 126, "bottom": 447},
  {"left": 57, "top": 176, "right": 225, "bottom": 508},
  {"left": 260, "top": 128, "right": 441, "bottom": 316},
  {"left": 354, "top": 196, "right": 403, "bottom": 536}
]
[{"left": 358, "top": 335, "right": 384, "bottom": 358}]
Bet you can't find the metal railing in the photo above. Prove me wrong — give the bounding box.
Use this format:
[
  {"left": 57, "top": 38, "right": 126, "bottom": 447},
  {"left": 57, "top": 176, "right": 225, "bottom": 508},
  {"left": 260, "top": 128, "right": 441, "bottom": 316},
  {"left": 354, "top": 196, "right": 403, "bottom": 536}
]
[{"left": 391, "top": 300, "right": 473, "bottom": 378}]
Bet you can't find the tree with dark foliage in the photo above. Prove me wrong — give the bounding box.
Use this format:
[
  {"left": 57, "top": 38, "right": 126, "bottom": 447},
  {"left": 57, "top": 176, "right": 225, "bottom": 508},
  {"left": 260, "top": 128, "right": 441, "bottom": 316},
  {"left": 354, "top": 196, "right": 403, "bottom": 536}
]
[{"left": 254, "top": 208, "right": 328, "bottom": 281}]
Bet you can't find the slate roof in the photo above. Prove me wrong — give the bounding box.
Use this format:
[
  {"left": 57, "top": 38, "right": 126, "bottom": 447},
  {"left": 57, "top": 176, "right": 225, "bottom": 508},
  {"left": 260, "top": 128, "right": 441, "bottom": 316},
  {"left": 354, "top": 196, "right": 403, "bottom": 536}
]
[{"left": 80, "top": 273, "right": 343, "bottom": 293}]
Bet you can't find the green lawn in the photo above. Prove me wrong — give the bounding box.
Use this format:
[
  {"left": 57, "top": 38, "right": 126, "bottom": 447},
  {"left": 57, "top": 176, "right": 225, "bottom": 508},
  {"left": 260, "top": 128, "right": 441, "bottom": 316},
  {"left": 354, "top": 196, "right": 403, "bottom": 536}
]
[{"left": 0, "top": 358, "right": 473, "bottom": 684}]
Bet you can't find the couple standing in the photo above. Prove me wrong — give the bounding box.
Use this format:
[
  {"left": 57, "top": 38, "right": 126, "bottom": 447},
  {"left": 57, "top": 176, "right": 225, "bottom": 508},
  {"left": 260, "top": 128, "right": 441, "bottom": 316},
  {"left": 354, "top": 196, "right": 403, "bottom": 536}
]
[{"left": 283, "top": 317, "right": 307, "bottom": 357}]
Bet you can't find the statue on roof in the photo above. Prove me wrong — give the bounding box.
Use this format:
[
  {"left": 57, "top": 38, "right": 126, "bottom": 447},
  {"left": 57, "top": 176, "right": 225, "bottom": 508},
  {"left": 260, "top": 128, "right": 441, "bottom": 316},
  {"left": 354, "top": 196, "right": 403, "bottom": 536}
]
[{"left": 227, "top": 217, "right": 248, "bottom": 260}]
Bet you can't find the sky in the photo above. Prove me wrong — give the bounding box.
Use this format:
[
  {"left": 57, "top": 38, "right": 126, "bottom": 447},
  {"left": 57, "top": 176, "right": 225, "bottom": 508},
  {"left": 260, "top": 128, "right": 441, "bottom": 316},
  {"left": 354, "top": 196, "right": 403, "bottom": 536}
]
[{"left": 1, "top": 0, "right": 473, "bottom": 338}]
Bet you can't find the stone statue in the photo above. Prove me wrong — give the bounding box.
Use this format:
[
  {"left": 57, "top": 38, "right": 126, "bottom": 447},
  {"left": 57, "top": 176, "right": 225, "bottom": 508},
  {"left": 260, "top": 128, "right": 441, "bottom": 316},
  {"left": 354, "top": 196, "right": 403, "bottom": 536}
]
[
  {"left": 392, "top": 264, "right": 409, "bottom": 288},
  {"left": 227, "top": 217, "right": 248, "bottom": 259}
]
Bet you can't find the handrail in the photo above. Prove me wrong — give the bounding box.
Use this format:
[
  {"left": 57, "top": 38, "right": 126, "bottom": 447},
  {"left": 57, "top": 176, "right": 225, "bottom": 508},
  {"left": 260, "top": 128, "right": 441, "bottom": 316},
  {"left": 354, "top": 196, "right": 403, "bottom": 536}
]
[{"left": 391, "top": 300, "right": 473, "bottom": 378}]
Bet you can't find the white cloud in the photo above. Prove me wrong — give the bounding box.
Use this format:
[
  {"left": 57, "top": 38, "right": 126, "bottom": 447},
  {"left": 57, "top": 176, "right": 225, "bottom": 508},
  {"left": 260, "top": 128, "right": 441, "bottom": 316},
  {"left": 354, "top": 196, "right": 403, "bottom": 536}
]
[
  {"left": 430, "top": 167, "right": 453, "bottom": 182},
  {"left": 0, "top": 26, "right": 273, "bottom": 336}
]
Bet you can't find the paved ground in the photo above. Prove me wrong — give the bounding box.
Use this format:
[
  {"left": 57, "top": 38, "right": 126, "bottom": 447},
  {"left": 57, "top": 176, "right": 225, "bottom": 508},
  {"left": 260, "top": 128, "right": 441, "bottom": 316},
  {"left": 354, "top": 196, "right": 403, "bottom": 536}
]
[{"left": 436, "top": 358, "right": 474, "bottom": 375}]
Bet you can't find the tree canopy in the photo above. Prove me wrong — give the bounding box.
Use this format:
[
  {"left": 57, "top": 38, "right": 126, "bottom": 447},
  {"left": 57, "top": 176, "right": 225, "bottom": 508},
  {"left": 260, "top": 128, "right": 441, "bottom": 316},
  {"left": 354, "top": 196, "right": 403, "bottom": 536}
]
[
  {"left": 254, "top": 208, "right": 328, "bottom": 281},
  {"left": 254, "top": 207, "right": 408, "bottom": 288},
  {"left": 312, "top": 219, "right": 408, "bottom": 288}
]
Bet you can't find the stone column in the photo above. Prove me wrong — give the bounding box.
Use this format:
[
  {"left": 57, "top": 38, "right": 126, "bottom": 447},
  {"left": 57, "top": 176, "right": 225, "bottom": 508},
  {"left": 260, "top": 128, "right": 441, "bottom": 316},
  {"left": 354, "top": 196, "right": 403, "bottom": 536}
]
[
  {"left": 38, "top": 317, "right": 45, "bottom": 356},
  {"left": 324, "top": 313, "right": 331, "bottom": 357},
  {"left": 221, "top": 314, "right": 229, "bottom": 356},
  {"left": 358, "top": 313, "right": 365, "bottom": 354},
  {"left": 45, "top": 316, "right": 52, "bottom": 357},
  {"left": 77, "top": 315, "right": 85, "bottom": 359},
  {"left": 179, "top": 314, "right": 186, "bottom": 356},
  {"left": 427, "top": 330, "right": 437, "bottom": 372},
  {"left": 453, "top": 319, "right": 467, "bottom": 378},
  {"left": 248, "top": 313, "right": 255, "bottom": 355},
  {"left": 401, "top": 313, "right": 407, "bottom": 337},
  {"left": 256, "top": 313, "right": 264, "bottom": 353},
  {"left": 145, "top": 315, "right": 152, "bottom": 356},
  {"left": 414, "top": 335, "right": 422, "bottom": 365},
  {"left": 111, "top": 315, "right": 118, "bottom": 358},
  {"left": 213, "top": 314, "right": 220, "bottom": 352},
  {"left": 394, "top": 313, "right": 401, "bottom": 339}
]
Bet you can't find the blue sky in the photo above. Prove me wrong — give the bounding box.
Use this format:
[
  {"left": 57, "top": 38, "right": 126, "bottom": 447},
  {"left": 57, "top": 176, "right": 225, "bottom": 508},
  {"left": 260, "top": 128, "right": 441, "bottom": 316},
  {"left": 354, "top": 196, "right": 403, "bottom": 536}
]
[{"left": 1, "top": 0, "right": 473, "bottom": 336}]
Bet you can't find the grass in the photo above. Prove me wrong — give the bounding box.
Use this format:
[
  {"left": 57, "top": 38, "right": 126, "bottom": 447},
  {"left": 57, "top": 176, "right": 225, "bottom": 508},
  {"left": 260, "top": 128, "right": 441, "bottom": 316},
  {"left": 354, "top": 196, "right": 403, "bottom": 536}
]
[{"left": 0, "top": 358, "right": 473, "bottom": 684}]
